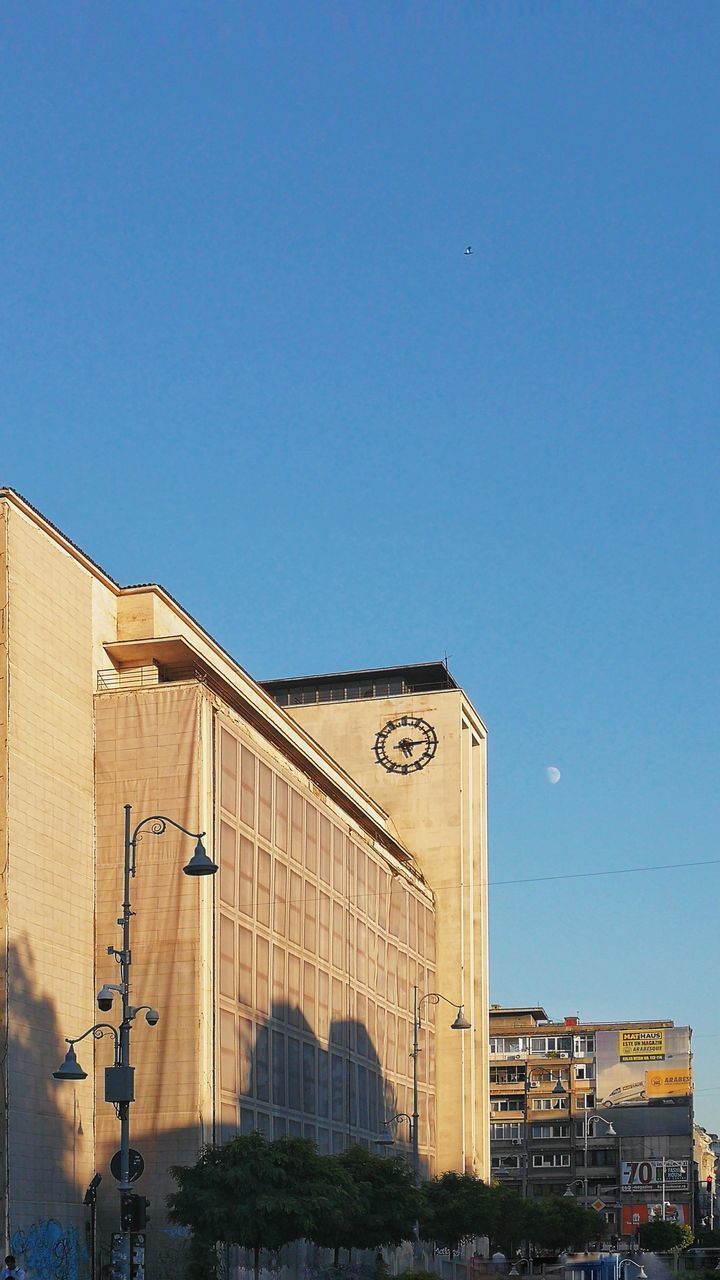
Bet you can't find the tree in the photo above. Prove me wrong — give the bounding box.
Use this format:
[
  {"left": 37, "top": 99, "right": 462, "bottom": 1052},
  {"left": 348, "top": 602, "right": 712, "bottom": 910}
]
[
  {"left": 418, "top": 1172, "right": 493, "bottom": 1257},
  {"left": 312, "top": 1146, "right": 419, "bottom": 1262},
  {"left": 168, "top": 1132, "right": 355, "bottom": 1280},
  {"left": 525, "top": 1198, "right": 605, "bottom": 1252},
  {"left": 637, "top": 1220, "right": 693, "bottom": 1252},
  {"left": 485, "top": 1184, "right": 530, "bottom": 1255}
]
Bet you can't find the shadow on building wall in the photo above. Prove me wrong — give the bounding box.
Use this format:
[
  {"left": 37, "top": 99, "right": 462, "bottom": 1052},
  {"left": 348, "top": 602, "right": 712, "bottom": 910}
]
[
  {"left": 239, "top": 1001, "right": 410, "bottom": 1159},
  {"left": 52, "top": 997, "right": 428, "bottom": 1280},
  {"left": 4, "top": 937, "right": 90, "bottom": 1280}
]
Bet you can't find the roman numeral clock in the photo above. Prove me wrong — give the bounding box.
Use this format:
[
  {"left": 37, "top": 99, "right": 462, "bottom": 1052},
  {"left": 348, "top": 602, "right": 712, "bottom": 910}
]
[{"left": 372, "top": 715, "right": 438, "bottom": 775}]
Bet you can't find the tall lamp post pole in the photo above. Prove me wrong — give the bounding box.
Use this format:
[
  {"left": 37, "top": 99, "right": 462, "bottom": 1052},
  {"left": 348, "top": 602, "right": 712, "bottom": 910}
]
[
  {"left": 54, "top": 804, "right": 217, "bottom": 1280},
  {"left": 583, "top": 1113, "right": 616, "bottom": 1203},
  {"left": 410, "top": 986, "right": 471, "bottom": 1179}
]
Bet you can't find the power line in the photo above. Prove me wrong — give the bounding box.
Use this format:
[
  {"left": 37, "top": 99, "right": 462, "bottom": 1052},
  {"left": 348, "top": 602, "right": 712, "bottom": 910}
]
[{"left": 490, "top": 855, "right": 720, "bottom": 888}]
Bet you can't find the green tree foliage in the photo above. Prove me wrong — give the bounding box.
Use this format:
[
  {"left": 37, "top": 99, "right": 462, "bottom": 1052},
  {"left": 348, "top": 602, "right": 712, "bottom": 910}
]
[
  {"left": 524, "top": 1199, "right": 605, "bottom": 1252},
  {"left": 168, "top": 1132, "right": 355, "bottom": 1280},
  {"left": 312, "top": 1146, "right": 419, "bottom": 1261},
  {"left": 418, "top": 1172, "right": 493, "bottom": 1256},
  {"left": 485, "top": 1185, "right": 530, "bottom": 1255},
  {"left": 637, "top": 1220, "right": 693, "bottom": 1252}
]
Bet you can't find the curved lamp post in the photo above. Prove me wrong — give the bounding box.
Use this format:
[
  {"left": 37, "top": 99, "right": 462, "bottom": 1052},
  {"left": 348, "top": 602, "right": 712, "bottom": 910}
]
[
  {"left": 410, "top": 986, "right": 470, "bottom": 1178},
  {"left": 618, "top": 1259, "right": 647, "bottom": 1280},
  {"left": 376, "top": 1111, "right": 414, "bottom": 1149},
  {"left": 564, "top": 1178, "right": 585, "bottom": 1198},
  {"left": 53, "top": 804, "right": 217, "bottom": 1280}
]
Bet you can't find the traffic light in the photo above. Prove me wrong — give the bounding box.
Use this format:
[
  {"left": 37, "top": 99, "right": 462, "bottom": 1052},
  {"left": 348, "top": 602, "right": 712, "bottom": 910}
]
[{"left": 120, "top": 1192, "right": 150, "bottom": 1233}]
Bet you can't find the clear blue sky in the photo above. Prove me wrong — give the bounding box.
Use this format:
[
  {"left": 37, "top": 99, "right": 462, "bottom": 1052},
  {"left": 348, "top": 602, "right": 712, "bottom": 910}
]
[{"left": 2, "top": 4, "right": 719, "bottom": 1128}]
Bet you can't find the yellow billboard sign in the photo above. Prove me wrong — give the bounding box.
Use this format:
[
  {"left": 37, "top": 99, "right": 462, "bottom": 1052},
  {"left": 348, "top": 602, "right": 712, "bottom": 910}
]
[
  {"left": 645, "top": 1067, "right": 691, "bottom": 1098},
  {"left": 618, "top": 1029, "right": 665, "bottom": 1061}
]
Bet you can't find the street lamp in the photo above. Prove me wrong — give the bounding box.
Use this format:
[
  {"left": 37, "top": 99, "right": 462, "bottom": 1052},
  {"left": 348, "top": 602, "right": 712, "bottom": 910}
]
[
  {"left": 522, "top": 1069, "right": 568, "bottom": 1198},
  {"left": 618, "top": 1259, "right": 647, "bottom": 1280},
  {"left": 411, "top": 986, "right": 470, "bottom": 1178},
  {"left": 579, "top": 1112, "right": 616, "bottom": 1203},
  {"left": 376, "top": 1112, "right": 414, "bottom": 1149},
  {"left": 53, "top": 805, "right": 217, "bottom": 1280},
  {"left": 564, "top": 1179, "right": 585, "bottom": 1198}
]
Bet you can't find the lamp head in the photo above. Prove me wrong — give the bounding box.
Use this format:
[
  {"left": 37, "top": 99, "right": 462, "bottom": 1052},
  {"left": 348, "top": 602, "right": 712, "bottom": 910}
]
[
  {"left": 563, "top": 1186, "right": 575, "bottom": 1198},
  {"left": 552, "top": 1078, "right": 567, "bottom": 1095},
  {"left": 451, "top": 1006, "right": 471, "bottom": 1031},
  {"left": 183, "top": 838, "right": 218, "bottom": 877},
  {"left": 605, "top": 1120, "right": 616, "bottom": 1135},
  {"left": 53, "top": 1044, "right": 87, "bottom": 1081},
  {"left": 375, "top": 1123, "right": 395, "bottom": 1147}
]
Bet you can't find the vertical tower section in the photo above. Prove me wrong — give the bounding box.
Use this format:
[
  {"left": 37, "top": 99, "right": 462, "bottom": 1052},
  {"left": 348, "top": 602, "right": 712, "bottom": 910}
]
[
  {"left": 264, "top": 663, "right": 490, "bottom": 1179},
  {"left": 0, "top": 493, "right": 112, "bottom": 1245}
]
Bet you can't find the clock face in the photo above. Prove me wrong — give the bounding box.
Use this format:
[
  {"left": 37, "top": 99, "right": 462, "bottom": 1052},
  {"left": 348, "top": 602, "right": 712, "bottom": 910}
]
[{"left": 373, "top": 715, "right": 438, "bottom": 774}]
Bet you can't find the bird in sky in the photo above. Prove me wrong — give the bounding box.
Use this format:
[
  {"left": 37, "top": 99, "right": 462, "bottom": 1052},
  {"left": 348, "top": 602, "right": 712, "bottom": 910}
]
[{"left": 464, "top": 246, "right": 473, "bottom": 255}]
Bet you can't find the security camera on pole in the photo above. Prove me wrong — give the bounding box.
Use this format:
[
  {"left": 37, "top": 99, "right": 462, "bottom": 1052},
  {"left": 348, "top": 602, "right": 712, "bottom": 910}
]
[{"left": 53, "top": 805, "right": 218, "bottom": 1280}]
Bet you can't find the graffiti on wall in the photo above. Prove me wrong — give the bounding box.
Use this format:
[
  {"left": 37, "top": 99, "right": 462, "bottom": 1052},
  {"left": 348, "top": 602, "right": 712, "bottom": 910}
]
[{"left": 11, "top": 1219, "right": 85, "bottom": 1280}]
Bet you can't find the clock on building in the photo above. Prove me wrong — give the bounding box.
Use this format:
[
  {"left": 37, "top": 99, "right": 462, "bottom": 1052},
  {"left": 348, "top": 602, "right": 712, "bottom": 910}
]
[{"left": 372, "top": 715, "right": 438, "bottom": 774}]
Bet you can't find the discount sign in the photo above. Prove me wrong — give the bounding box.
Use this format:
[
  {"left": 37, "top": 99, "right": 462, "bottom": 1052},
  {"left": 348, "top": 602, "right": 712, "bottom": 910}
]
[{"left": 621, "top": 1160, "right": 689, "bottom": 1192}]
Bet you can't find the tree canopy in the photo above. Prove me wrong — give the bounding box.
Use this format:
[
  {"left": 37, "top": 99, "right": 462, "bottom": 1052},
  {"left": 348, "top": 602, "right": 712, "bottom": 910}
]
[
  {"left": 418, "top": 1172, "right": 493, "bottom": 1256},
  {"left": 313, "top": 1146, "right": 419, "bottom": 1258},
  {"left": 637, "top": 1220, "right": 693, "bottom": 1252},
  {"left": 168, "top": 1133, "right": 608, "bottom": 1276},
  {"left": 168, "top": 1132, "right": 355, "bottom": 1279}
]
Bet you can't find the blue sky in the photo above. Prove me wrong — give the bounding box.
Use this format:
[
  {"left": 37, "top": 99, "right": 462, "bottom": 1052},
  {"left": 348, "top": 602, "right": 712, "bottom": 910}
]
[{"left": 2, "top": 4, "right": 719, "bottom": 1128}]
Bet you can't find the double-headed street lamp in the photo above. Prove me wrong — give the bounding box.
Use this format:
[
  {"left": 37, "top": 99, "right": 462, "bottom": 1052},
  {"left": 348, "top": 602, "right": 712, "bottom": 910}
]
[
  {"left": 379, "top": 985, "right": 470, "bottom": 1178},
  {"left": 54, "top": 805, "right": 217, "bottom": 1280},
  {"left": 553, "top": 1083, "right": 615, "bottom": 1205}
]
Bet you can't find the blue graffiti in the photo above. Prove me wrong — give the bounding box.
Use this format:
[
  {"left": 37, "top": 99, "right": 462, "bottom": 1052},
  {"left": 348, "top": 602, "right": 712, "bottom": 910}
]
[{"left": 11, "top": 1219, "right": 82, "bottom": 1280}]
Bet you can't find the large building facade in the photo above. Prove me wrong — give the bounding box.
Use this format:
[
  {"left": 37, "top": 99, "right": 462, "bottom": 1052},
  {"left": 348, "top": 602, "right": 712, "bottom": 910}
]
[
  {"left": 0, "top": 491, "right": 489, "bottom": 1278},
  {"left": 489, "top": 1006, "right": 694, "bottom": 1240}
]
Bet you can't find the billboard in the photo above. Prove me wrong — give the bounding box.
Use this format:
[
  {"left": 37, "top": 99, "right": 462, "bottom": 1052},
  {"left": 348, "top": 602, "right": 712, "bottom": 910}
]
[
  {"left": 596, "top": 1027, "right": 691, "bottom": 1106},
  {"left": 621, "top": 1159, "right": 690, "bottom": 1192},
  {"left": 621, "top": 1203, "right": 690, "bottom": 1233},
  {"left": 619, "top": 1029, "right": 665, "bottom": 1061}
]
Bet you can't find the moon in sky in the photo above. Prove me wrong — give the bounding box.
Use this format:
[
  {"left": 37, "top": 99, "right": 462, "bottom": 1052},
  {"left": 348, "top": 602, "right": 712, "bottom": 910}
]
[{"left": 546, "top": 766, "right": 561, "bottom": 784}]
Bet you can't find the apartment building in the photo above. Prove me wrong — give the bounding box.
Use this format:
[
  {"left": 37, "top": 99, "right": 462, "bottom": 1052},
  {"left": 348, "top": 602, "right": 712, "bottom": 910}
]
[{"left": 489, "top": 1005, "right": 693, "bottom": 1239}]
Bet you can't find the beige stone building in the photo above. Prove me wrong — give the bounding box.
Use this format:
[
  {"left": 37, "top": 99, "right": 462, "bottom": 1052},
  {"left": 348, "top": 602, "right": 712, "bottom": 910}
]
[{"left": 0, "top": 490, "right": 490, "bottom": 1280}]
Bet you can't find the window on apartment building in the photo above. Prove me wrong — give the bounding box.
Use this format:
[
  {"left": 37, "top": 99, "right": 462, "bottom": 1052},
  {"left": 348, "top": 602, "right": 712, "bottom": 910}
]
[
  {"left": 491, "top": 1155, "right": 521, "bottom": 1170},
  {"left": 532, "top": 1097, "right": 569, "bottom": 1111},
  {"left": 529, "top": 1068, "right": 568, "bottom": 1085},
  {"left": 575, "top": 1063, "right": 595, "bottom": 1081},
  {"left": 491, "top": 1066, "right": 526, "bottom": 1084},
  {"left": 574, "top": 1035, "right": 595, "bottom": 1056},
  {"left": 579, "top": 1093, "right": 595, "bottom": 1110},
  {"left": 532, "top": 1153, "right": 570, "bottom": 1168},
  {"left": 531, "top": 1124, "right": 569, "bottom": 1139},
  {"left": 531, "top": 1182, "right": 568, "bottom": 1198},
  {"left": 583, "top": 1149, "right": 615, "bottom": 1167},
  {"left": 490, "top": 1037, "right": 529, "bottom": 1054},
  {"left": 492, "top": 1097, "right": 521, "bottom": 1112},
  {"left": 491, "top": 1123, "right": 522, "bottom": 1141},
  {"left": 530, "top": 1036, "right": 573, "bottom": 1054}
]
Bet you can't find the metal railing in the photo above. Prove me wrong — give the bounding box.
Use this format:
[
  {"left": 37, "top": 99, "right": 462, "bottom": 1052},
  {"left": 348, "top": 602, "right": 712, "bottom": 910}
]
[{"left": 97, "top": 665, "right": 206, "bottom": 691}]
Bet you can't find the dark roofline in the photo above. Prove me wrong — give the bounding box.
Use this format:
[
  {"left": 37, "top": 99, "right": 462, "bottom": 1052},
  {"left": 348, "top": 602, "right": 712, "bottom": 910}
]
[{"left": 262, "top": 660, "right": 459, "bottom": 690}]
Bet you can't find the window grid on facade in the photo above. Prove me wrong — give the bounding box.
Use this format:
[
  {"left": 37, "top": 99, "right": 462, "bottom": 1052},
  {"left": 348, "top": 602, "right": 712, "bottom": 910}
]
[{"left": 216, "top": 721, "right": 436, "bottom": 1156}]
